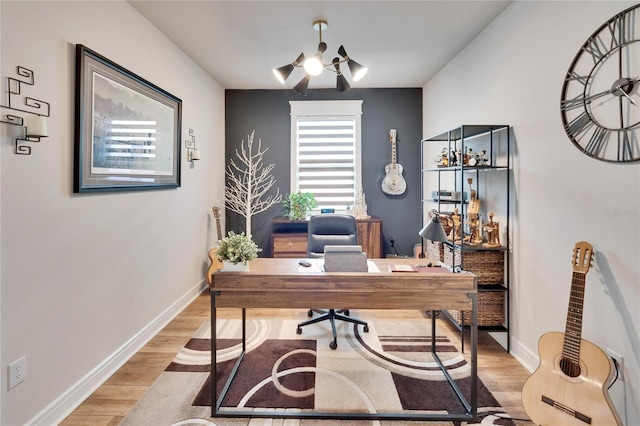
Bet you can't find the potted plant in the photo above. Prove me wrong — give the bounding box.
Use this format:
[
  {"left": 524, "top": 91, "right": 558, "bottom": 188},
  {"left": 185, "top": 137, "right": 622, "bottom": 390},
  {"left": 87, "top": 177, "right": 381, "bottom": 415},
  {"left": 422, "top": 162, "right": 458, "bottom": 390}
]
[
  {"left": 216, "top": 231, "right": 262, "bottom": 271},
  {"left": 283, "top": 192, "right": 317, "bottom": 220}
]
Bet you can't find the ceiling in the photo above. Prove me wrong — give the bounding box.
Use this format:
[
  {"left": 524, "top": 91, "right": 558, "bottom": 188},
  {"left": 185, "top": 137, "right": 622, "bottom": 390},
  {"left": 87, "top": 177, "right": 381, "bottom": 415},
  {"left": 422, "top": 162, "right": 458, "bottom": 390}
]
[{"left": 129, "top": 1, "right": 511, "bottom": 90}]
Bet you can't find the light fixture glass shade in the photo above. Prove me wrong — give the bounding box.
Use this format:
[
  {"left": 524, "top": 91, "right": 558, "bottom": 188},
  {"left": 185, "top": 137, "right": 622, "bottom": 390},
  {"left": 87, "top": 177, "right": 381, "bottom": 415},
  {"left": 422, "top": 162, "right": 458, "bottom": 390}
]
[
  {"left": 338, "top": 45, "right": 368, "bottom": 82},
  {"left": 418, "top": 214, "right": 448, "bottom": 242},
  {"left": 273, "top": 64, "right": 293, "bottom": 84},
  {"left": 303, "top": 56, "right": 324, "bottom": 76},
  {"left": 294, "top": 74, "right": 311, "bottom": 96},
  {"left": 348, "top": 59, "right": 368, "bottom": 81},
  {"left": 333, "top": 57, "right": 350, "bottom": 92},
  {"left": 273, "top": 52, "right": 305, "bottom": 84}
]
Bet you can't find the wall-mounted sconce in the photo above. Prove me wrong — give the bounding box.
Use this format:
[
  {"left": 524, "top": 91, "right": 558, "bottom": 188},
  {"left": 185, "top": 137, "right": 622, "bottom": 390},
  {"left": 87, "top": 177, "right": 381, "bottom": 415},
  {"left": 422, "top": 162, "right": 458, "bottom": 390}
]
[
  {"left": 185, "top": 128, "right": 200, "bottom": 168},
  {"left": 0, "top": 66, "right": 51, "bottom": 155}
]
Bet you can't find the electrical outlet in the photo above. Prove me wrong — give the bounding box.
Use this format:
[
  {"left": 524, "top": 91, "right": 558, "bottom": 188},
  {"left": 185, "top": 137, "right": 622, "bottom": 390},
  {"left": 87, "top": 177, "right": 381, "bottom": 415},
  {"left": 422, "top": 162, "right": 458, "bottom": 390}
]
[
  {"left": 606, "top": 348, "right": 624, "bottom": 382},
  {"left": 8, "top": 356, "right": 26, "bottom": 389}
]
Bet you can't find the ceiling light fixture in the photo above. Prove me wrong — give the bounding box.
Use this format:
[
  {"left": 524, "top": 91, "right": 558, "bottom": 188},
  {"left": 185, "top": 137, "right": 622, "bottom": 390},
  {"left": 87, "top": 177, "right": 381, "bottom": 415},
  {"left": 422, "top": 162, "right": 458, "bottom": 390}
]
[{"left": 273, "top": 20, "right": 368, "bottom": 96}]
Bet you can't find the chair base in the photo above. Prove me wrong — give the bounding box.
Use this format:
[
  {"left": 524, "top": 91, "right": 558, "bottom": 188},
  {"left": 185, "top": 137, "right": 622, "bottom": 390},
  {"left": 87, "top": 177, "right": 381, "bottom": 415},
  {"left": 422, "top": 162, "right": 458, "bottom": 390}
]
[{"left": 297, "top": 309, "right": 369, "bottom": 349}]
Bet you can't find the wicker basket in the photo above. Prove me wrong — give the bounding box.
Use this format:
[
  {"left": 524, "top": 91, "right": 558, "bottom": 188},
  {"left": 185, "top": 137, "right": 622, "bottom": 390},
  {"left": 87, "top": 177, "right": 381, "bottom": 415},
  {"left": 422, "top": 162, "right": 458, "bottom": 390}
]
[
  {"left": 443, "top": 246, "right": 504, "bottom": 285},
  {"left": 447, "top": 291, "right": 504, "bottom": 326},
  {"left": 425, "top": 241, "right": 445, "bottom": 262}
]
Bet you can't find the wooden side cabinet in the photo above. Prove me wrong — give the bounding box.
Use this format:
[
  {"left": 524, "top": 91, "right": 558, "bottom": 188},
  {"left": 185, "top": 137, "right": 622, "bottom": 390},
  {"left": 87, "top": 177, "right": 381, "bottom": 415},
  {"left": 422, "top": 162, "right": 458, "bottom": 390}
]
[
  {"left": 271, "top": 233, "right": 307, "bottom": 258},
  {"left": 271, "top": 216, "right": 383, "bottom": 258}
]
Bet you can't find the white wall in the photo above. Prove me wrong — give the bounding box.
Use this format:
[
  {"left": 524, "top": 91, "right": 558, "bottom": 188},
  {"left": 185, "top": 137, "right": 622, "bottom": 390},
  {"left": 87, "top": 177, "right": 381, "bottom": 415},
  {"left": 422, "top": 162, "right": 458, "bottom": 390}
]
[
  {"left": 423, "top": 1, "right": 640, "bottom": 423},
  {"left": 0, "top": 1, "right": 225, "bottom": 425}
]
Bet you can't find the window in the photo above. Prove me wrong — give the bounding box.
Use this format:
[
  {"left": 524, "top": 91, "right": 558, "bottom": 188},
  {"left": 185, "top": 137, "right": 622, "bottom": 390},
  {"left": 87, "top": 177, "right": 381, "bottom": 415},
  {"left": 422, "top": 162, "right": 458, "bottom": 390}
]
[{"left": 290, "top": 100, "right": 363, "bottom": 212}]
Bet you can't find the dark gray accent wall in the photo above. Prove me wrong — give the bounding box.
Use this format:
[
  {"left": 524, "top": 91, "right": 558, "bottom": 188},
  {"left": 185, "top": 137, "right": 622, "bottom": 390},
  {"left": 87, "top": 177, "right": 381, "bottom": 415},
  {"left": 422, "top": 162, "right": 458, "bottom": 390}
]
[{"left": 225, "top": 88, "right": 422, "bottom": 257}]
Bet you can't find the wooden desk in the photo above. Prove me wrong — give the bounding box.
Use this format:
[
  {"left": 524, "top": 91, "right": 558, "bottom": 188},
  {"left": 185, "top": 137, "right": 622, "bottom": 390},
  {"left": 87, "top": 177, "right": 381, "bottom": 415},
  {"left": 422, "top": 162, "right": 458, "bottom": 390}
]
[{"left": 209, "top": 258, "right": 478, "bottom": 422}]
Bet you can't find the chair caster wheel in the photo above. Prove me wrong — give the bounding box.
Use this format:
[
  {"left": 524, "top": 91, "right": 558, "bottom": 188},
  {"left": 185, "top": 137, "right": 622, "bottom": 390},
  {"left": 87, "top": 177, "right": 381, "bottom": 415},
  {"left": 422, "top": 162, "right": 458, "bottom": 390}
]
[
  {"left": 364, "top": 325, "right": 369, "bottom": 332},
  {"left": 307, "top": 309, "right": 313, "bottom": 317},
  {"left": 296, "top": 327, "right": 302, "bottom": 335},
  {"left": 330, "top": 341, "right": 337, "bottom": 350},
  {"left": 344, "top": 309, "right": 350, "bottom": 316}
]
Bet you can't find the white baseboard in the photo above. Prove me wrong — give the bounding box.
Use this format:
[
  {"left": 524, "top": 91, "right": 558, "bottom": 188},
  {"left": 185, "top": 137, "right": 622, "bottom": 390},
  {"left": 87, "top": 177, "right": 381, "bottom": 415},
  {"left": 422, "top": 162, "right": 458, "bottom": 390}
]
[
  {"left": 28, "top": 281, "right": 208, "bottom": 426},
  {"left": 508, "top": 335, "right": 539, "bottom": 373},
  {"left": 487, "top": 331, "right": 538, "bottom": 373}
]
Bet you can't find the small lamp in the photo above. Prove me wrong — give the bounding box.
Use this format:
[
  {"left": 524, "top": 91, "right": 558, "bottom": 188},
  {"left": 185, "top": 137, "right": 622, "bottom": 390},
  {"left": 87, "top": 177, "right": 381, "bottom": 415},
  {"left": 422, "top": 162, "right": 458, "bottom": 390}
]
[
  {"left": 418, "top": 209, "right": 448, "bottom": 243},
  {"left": 418, "top": 209, "right": 448, "bottom": 262}
]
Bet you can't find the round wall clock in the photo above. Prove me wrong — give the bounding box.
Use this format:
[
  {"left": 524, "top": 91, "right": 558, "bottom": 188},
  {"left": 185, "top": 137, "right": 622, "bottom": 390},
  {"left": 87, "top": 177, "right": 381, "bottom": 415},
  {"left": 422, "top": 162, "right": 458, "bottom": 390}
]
[{"left": 560, "top": 4, "right": 640, "bottom": 163}]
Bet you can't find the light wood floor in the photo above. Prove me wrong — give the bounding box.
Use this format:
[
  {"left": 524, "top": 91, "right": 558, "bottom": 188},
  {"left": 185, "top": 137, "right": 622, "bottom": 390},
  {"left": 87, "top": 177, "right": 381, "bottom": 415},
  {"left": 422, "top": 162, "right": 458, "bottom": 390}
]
[{"left": 60, "top": 291, "right": 533, "bottom": 425}]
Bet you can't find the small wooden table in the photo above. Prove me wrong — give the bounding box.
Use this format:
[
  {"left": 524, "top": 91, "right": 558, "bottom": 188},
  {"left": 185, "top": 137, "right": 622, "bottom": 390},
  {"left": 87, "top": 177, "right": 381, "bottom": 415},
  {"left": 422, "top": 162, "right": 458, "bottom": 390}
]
[{"left": 209, "top": 257, "right": 478, "bottom": 422}]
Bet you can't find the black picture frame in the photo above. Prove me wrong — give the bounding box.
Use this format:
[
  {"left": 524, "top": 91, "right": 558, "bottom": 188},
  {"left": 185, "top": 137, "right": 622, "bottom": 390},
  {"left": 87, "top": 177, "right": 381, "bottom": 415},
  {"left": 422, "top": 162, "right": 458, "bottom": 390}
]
[{"left": 74, "top": 44, "right": 182, "bottom": 192}]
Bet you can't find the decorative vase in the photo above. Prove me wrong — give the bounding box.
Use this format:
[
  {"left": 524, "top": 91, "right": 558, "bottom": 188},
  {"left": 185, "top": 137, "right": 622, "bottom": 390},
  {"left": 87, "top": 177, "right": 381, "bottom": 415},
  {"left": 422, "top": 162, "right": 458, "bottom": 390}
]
[{"left": 222, "top": 261, "right": 250, "bottom": 272}]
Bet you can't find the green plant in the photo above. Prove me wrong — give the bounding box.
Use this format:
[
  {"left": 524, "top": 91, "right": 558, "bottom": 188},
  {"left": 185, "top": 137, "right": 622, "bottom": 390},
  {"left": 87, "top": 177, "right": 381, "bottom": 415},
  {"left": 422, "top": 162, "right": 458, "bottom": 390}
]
[
  {"left": 216, "top": 231, "right": 262, "bottom": 265},
  {"left": 283, "top": 192, "right": 317, "bottom": 220}
]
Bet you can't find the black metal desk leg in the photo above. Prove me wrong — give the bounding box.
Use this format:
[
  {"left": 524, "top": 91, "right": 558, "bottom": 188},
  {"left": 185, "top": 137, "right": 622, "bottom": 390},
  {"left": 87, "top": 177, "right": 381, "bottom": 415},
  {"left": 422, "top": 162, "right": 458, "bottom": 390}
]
[
  {"left": 210, "top": 290, "right": 220, "bottom": 418},
  {"left": 470, "top": 292, "right": 478, "bottom": 422}
]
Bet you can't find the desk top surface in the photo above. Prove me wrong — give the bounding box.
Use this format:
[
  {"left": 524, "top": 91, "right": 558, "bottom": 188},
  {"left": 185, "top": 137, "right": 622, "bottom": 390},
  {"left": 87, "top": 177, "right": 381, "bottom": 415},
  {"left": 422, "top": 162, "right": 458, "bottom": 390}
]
[{"left": 210, "top": 258, "right": 476, "bottom": 309}]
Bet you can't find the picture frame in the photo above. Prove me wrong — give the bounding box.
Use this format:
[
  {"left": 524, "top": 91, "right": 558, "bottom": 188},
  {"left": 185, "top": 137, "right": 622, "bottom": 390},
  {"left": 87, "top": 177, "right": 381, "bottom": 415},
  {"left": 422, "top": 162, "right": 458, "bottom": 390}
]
[{"left": 74, "top": 44, "right": 182, "bottom": 192}]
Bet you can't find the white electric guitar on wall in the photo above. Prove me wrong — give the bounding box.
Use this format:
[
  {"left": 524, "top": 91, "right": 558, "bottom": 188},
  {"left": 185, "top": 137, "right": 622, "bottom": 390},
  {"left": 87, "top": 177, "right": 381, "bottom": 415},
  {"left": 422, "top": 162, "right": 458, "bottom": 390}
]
[{"left": 381, "top": 129, "right": 407, "bottom": 195}]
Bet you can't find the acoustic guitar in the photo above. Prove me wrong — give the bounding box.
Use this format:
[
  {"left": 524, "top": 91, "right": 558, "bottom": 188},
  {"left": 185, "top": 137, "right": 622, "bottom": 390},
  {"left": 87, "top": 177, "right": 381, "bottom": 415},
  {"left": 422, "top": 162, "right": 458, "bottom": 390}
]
[
  {"left": 206, "top": 206, "right": 223, "bottom": 285},
  {"left": 381, "top": 129, "right": 407, "bottom": 195},
  {"left": 521, "top": 241, "right": 622, "bottom": 425}
]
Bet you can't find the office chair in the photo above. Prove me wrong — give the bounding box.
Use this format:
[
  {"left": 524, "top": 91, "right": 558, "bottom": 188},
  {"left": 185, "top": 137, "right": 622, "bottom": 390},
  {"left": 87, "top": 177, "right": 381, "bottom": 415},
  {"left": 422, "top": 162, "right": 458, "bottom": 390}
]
[{"left": 296, "top": 214, "right": 369, "bottom": 349}]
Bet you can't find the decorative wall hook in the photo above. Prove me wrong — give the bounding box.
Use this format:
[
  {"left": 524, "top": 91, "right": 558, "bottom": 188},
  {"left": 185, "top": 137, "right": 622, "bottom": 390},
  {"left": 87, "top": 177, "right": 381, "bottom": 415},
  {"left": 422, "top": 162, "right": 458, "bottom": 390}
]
[
  {"left": 1, "top": 66, "right": 51, "bottom": 155},
  {"left": 185, "top": 128, "right": 200, "bottom": 168}
]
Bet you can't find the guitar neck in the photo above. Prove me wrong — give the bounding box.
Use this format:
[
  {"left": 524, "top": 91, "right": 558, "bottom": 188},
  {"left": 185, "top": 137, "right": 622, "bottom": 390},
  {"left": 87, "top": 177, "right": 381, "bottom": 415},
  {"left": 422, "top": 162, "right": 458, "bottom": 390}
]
[
  {"left": 561, "top": 271, "right": 586, "bottom": 363},
  {"left": 212, "top": 207, "right": 222, "bottom": 241},
  {"left": 390, "top": 130, "right": 397, "bottom": 166}
]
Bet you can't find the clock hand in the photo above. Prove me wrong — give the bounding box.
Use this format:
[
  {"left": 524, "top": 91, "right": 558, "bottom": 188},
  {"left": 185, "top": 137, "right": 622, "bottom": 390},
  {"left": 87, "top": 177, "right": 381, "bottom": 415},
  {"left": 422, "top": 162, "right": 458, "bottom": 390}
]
[
  {"left": 620, "top": 89, "right": 637, "bottom": 106},
  {"left": 611, "top": 76, "right": 639, "bottom": 106},
  {"left": 613, "top": 82, "right": 638, "bottom": 106}
]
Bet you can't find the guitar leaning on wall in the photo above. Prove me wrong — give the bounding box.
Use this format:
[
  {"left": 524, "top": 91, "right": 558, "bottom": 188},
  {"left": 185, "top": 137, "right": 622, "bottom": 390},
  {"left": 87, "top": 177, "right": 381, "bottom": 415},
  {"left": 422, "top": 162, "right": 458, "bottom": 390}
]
[
  {"left": 206, "top": 206, "right": 224, "bottom": 285},
  {"left": 381, "top": 129, "right": 407, "bottom": 195},
  {"left": 521, "top": 241, "right": 622, "bottom": 426}
]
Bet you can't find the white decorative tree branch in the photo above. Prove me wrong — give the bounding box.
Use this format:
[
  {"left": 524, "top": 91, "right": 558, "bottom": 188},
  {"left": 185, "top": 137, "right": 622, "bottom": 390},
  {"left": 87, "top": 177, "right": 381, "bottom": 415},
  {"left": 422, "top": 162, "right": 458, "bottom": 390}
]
[{"left": 225, "top": 131, "right": 281, "bottom": 237}]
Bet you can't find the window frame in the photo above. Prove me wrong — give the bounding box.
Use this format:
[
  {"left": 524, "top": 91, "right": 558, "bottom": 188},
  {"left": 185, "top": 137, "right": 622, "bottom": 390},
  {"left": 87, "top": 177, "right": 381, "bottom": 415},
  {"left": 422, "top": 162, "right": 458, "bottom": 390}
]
[{"left": 289, "top": 100, "right": 363, "bottom": 213}]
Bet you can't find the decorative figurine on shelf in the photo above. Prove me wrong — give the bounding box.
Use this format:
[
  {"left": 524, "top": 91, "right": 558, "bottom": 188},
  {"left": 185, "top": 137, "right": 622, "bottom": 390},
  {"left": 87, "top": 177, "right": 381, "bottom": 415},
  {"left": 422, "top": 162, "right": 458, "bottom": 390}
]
[
  {"left": 479, "top": 149, "right": 489, "bottom": 166},
  {"left": 464, "top": 179, "right": 483, "bottom": 245},
  {"left": 463, "top": 148, "right": 472, "bottom": 166},
  {"left": 445, "top": 208, "right": 463, "bottom": 243},
  {"left": 482, "top": 212, "right": 501, "bottom": 248},
  {"left": 353, "top": 185, "right": 370, "bottom": 219},
  {"left": 435, "top": 147, "right": 448, "bottom": 167},
  {"left": 449, "top": 149, "right": 457, "bottom": 166}
]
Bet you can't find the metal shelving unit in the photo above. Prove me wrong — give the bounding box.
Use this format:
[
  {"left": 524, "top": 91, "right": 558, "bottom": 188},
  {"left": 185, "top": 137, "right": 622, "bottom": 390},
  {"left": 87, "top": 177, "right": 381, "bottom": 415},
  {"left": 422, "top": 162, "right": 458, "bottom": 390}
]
[{"left": 421, "top": 125, "right": 511, "bottom": 352}]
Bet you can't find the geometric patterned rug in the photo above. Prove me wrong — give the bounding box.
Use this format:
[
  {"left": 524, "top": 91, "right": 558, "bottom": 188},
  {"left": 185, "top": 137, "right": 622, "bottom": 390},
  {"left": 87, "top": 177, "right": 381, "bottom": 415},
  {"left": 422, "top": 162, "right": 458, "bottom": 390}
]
[{"left": 120, "top": 315, "right": 515, "bottom": 425}]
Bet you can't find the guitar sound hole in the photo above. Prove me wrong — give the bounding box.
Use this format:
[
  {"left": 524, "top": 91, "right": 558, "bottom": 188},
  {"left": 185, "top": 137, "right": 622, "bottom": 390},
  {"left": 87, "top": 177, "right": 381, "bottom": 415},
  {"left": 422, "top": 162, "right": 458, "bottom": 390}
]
[{"left": 559, "top": 357, "right": 581, "bottom": 378}]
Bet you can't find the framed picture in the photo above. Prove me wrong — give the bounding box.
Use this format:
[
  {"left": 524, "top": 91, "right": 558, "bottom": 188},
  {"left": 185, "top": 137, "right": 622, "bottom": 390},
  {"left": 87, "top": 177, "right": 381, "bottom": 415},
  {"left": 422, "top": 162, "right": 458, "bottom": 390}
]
[{"left": 74, "top": 44, "right": 182, "bottom": 192}]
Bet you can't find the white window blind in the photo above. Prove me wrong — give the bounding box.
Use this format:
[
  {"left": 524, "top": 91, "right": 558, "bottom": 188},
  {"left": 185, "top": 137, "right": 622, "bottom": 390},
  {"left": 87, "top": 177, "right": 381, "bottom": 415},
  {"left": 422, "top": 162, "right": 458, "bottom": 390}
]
[{"left": 290, "top": 101, "right": 363, "bottom": 212}]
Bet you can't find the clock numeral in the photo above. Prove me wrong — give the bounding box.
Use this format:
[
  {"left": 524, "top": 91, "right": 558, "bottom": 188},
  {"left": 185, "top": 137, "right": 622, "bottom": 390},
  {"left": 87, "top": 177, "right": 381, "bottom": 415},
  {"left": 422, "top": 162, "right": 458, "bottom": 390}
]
[
  {"left": 584, "top": 127, "right": 611, "bottom": 158},
  {"left": 607, "top": 12, "right": 629, "bottom": 49},
  {"left": 619, "top": 129, "right": 638, "bottom": 162},
  {"left": 566, "top": 111, "right": 594, "bottom": 138},
  {"left": 582, "top": 34, "right": 608, "bottom": 64},
  {"left": 565, "top": 71, "right": 588, "bottom": 87},
  {"left": 561, "top": 94, "right": 585, "bottom": 112}
]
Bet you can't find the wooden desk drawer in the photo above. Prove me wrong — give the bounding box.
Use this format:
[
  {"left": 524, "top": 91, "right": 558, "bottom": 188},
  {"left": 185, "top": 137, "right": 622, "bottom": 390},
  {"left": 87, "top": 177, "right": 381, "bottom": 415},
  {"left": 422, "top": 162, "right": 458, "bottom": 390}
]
[{"left": 272, "top": 233, "right": 307, "bottom": 257}]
